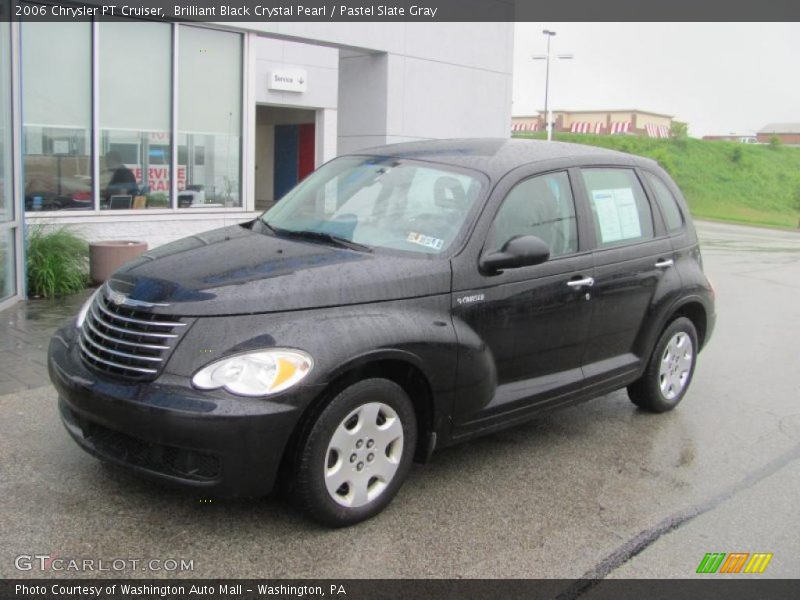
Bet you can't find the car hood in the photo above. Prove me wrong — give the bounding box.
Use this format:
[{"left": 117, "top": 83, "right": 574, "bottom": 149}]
[{"left": 109, "top": 223, "right": 451, "bottom": 316}]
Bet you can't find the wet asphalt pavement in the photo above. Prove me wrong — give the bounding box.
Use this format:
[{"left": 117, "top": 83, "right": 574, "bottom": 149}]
[{"left": 0, "top": 221, "right": 798, "bottom": 579}]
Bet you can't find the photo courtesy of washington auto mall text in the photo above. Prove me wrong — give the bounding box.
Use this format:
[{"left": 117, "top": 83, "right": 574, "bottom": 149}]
[{"left": 14, "top": 583, "right": 345, "bottom": 598}]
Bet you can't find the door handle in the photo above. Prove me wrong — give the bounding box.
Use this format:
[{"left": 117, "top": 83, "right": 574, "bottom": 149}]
[
  {"left": 567, "top": 277, "right": 595, "bottom": 288},
  {"left": 655, "top": 258, "right": 674, "bottom": 269}
]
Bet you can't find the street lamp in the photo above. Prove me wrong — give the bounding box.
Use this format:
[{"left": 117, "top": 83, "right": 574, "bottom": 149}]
[{"left": 532, "top": 29, "right": 573, "bottom": 141}]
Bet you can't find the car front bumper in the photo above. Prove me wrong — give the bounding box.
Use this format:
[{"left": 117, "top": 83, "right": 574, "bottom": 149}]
[{"left": 48, "top": 326, "right": 314, "bottom": 498}]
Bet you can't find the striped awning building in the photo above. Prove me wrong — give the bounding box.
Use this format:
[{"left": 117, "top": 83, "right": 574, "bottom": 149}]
[
  {"left": 569, "top": 122, "right": 604, "bottom": 134},
  {"left": 511, "top": 122, "right": 541, "bottom": 132},
  {"left": 645, "top": 123, "right": 671, "bottom": 138},
  {"left": 609, "top": 121, "right": 631, "bottom": 135}
]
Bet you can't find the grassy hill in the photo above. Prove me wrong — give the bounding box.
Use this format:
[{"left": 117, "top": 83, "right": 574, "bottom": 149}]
[{"left": 513, "top": 132, "right": 800, "bottom": 229}]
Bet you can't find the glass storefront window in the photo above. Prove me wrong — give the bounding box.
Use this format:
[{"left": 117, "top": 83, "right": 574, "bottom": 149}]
[
  {"left": 178, "top": 26, "right": 242, "bottom": 208},
  {"left": 0, "top": 17, "right": 11, "bottom": 224},
  {"left": 99, "top": 21, "right": 172, "bottom": 210},
  {"left": 1, "top": 15, "right": 17, "bottom": 303},
  {"left": 20, "top": 21, "right": 244, "bottom": 215},
  {"left": 22, "top": 21, "right": 92, "bottom": 212},
  {"left": 0, "top": 228, "right": 14, "bottom": 301}
]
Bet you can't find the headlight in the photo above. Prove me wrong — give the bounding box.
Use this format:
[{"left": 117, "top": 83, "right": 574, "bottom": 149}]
[
  {"left": 76, "top": 286, "right": 102, "bottom": 329},
  {"left": 192, "top": 349, "right": 313, "bottom": 397}
]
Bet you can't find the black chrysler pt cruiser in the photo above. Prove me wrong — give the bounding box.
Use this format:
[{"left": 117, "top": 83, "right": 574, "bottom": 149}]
[{"left": 49, "top": 139, "right": 715, "bottom": 526}]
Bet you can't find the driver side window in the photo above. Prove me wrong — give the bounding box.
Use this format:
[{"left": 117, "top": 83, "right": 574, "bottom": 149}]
[{"left": 489, "top": 171, "right": 578, "bottom": 257}]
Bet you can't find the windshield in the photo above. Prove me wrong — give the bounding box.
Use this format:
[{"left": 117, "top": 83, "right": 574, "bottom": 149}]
[{"left": 261, "top": 156, "right": 485, "bottom": 255}]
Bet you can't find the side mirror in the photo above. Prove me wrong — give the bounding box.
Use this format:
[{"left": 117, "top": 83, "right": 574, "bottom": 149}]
[{"left": 479, "top": 235, "right": 550, "bottom": 274}]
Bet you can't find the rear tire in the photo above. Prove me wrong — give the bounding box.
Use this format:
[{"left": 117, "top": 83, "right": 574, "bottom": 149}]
[
  {"left": 628, "top": 317, "right": 698, "bottom": 413},
  {"left": 293, "top": 378, "right": 417, "bottom": 527}
]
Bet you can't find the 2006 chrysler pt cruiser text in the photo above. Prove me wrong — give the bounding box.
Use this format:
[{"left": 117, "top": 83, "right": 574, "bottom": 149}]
[{"left": 49, "top": 139, "right": 715, "bottom": 526}]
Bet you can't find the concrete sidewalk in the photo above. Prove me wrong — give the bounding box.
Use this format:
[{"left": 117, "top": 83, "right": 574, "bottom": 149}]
[{"left": 0, "top": 289, "right": 91, "bottom": 395}]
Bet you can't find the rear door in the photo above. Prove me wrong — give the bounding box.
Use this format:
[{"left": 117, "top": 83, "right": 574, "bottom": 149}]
[{"left": 576, "top": 167, "right": 676, "bottom": 389}]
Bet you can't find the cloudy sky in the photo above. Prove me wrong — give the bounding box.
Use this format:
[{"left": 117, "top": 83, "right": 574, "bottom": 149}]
[{"left": 512, "top": 23, "right": 800, "bottom": 137}]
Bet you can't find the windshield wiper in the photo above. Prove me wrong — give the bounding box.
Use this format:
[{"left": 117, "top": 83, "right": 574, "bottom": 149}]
[{"left": 272, "top": 228, "right": 373, "bottom": 253}]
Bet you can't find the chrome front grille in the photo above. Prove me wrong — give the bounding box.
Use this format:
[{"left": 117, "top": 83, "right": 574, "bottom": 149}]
[{"left": 79, "top": 288, "right": 186, "bottom": 380}]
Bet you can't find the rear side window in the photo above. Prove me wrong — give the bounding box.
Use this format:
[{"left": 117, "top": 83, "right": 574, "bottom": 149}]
[
  {"left": 581, "top": 168, "right": 654, "bottom": 247},
  {"left": 644, "top": 172, "right": 685, "bottom": 233}
]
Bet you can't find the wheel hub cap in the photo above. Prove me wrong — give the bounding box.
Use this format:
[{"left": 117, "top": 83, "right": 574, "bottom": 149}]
[
  {"left": 324, "top": 402, "right": 404, "bottom": 508},
  {"left": 658, "top": 332, "right": 694, "bottom": 400}
]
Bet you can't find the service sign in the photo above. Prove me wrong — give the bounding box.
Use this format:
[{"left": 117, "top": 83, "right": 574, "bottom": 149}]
[{"left": 268, "top": 69, "right": 308, "bottom": 93}]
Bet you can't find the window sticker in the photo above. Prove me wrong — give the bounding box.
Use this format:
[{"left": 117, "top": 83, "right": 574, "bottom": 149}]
[
  {"left": 591, "top": 188, "right": 642, "bottom": 243},
  {"left": 407, "top": 232, "right": 444, "bottom": 251}
]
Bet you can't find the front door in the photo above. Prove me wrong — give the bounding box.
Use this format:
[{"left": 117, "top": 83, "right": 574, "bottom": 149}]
[{"left": 452, "top": 170, "right": 594, "bottom": 428}]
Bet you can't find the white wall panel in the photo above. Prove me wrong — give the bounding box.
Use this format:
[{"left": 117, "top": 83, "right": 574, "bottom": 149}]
[
  {"left": 396, "top": 56, "right": 511, "bottom": 138},
  {"left": 402, "top": 23, "right": 514, "bottom": 73},
  {"left": 337, "top": 53, "right": 388, "bottom": 138}
]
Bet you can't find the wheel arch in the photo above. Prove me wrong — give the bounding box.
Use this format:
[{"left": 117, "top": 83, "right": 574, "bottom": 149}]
[
  {"left": 668, "top": 299, "right": 708, "bottom": 349},
  {"left": 635, "top": 295, "right": 710, "bottom": 374}
]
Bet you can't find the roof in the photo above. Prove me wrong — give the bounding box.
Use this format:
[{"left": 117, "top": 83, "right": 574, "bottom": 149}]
[
  {"left": 759, "top": 123, "right": 800, "bottom": 134},
  {"left": 354, "top": 138, "right": 650, "bottom": 180}
]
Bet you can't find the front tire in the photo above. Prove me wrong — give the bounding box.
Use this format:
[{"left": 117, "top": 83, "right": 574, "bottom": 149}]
[
  {"left": 628, "top": 317, "right": 698, "bottom": 413},
  {"left": 294, "top": 378, "right": 417, "bottom": 527}
]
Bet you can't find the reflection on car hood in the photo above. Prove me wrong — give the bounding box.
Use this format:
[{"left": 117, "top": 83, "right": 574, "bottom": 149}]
[{"left": 110, "top": 224, "right": 451, "bottom": 316}]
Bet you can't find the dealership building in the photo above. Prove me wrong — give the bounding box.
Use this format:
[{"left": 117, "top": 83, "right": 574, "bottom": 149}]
[{"left": 0, "top": 16, "right": 513, "bottom": 309}]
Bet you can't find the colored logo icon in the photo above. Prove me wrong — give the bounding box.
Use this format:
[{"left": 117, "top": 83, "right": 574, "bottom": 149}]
[{"left": 696, "top": 552, "right": 773, "bottom": 574}]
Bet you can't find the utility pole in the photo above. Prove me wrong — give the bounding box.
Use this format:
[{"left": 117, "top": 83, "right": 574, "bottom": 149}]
[{"left": 533, "top": 30, "right": 573, "bottom": 141}]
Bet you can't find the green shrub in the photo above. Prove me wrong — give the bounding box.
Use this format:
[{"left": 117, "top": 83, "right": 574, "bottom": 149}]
[
  {"left": 670, "top": 121, "right": 688, "bottom": 139},
  {"left": 670, "top": 122, "right": 689, "bottom": 149},
  {"left": 26, "top": 226, "right": 89, "bottom": 298}
]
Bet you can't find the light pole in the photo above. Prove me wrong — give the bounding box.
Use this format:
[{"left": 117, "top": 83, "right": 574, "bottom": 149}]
[{"left": 532, "top": 30, "right": 573, "bottom": 141}]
